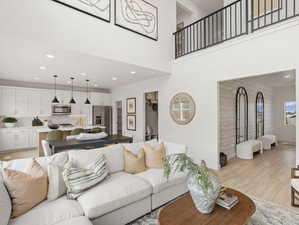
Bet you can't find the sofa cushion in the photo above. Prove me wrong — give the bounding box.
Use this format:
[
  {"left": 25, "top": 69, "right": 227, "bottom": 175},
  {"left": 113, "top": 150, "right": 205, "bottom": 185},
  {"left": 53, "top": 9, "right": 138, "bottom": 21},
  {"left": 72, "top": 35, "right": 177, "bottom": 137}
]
[
  {"left": 0, "top": 173, "right": 11, "bottom": 225},
  {"left": 3, "top": 160, "right": 48, "bottom": 218},
  {"left": 145, "top": 139, "right": 187, "bottom": 155},
  {"left": 63, "top": 154, "right": 108, "bottom": 200},
  {"left": 135, "top": 168, "right": 188, "bottom": 194},
  {"left": 68, "top": 144, "right": 124, "bottom": 173},
  {"left": 47, "top": 163, "right": 67, "bottom": 201},
  {"left": 122, "top": 142, "right": 145, "bottom": 154},
  {"left": 54, "top": 216, "right": 92, "bottom": 225},
  {"left": 1, "top": 152, "right": 68, "bottom": 173},
  {"left": 124, "top": 148, "right": 146, "bottom": 174},
  {"left": 78, "top": 172, "right": 152, "bottom": 219},
  {"left": 8, "top": 196, "right": 84, "bottom": 225},
  {"left": 144, "top": 143, "right": 165, "bottom": 168}
]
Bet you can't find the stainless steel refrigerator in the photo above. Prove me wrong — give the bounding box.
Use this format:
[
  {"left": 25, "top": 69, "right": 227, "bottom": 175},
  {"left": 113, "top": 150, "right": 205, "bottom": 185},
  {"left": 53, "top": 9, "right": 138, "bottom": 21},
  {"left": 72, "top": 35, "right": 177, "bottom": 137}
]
[{"left": 92, "top": 106, "right": 113, "bottom": 135}]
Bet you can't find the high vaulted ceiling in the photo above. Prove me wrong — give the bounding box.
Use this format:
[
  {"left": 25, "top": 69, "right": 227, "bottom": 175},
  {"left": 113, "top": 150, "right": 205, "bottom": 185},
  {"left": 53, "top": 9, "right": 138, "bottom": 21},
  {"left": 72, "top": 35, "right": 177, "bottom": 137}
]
[
  {"left": 190, "top": 0, "right": 223, "bottom": 14},
  {"left": 0, "top": 36, "right": 169, "bottom": 90}
]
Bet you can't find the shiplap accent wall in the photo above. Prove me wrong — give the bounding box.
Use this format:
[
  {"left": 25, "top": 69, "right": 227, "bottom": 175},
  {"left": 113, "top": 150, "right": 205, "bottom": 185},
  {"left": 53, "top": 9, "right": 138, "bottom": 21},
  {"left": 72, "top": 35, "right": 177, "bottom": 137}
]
[{"left": 219, "top": 79, "right": 273, "bottom": 159}]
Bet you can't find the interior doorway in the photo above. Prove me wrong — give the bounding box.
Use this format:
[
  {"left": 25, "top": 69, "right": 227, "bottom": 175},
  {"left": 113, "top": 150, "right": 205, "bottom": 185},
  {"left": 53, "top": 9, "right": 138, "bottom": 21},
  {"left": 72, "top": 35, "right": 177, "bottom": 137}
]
[
  {"left": 116, "top": 101, "right": 122, "bottom": 136},
  {"left": 218, "top": 69, "right": 296, "bottom": 167},
  {"left": 144, "top": 91, "right": 159, "bottom": 141}
]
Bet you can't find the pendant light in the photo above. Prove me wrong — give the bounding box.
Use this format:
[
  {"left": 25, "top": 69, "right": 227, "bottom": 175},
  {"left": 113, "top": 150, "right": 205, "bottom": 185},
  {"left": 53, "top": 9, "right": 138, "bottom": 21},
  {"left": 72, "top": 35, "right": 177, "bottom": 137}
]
[
  {"left": 85, "top": 79, "right": 91, "bottom": 104},
  {"left": 52, "top": 75, "right": 59, "bottom": 104},
  {"left": 69, "top": 77, "right": 76, "bottom": 104}
]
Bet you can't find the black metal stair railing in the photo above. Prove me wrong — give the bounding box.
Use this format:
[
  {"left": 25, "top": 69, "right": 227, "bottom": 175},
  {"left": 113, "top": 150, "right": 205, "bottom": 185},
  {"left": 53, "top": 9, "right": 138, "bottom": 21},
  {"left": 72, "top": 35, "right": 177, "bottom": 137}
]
[{"left": 174, "top": 0, "right": 299, "bottom": 59}]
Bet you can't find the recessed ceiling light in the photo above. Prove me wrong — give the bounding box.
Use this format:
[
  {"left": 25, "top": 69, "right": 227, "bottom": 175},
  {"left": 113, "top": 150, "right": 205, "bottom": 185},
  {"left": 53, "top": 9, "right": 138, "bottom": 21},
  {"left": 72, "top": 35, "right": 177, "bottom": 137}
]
[
  {"left": 40, "top": 66, "right": 46, "bottom": 70},
  {"left": 131, "top": 71, "right": 136, "bottom": 74},
  {"left": 112, "top": 77, "right": 118, "bottom": 81},
  {"left": 81, "top": 73, "right": 87, "bottom": 76},
  {"left": 46, "top": 54, "right": 55, "bottom": 59},
  {"left": 94, "top": 84, "right": 99, "bottom": 87},
  {"left": 284, "top": 75, "right": 291, "bottom": 78},
  {"left": 34, "top": 77, "right": 40, "bottom": 80}
]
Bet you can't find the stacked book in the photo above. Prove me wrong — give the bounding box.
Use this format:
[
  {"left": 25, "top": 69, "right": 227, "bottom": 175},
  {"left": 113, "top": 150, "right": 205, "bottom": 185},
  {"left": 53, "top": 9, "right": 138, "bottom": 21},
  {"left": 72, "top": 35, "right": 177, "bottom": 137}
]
[{"left": 216, "top": 192, "right": 239, "bottom": 210}]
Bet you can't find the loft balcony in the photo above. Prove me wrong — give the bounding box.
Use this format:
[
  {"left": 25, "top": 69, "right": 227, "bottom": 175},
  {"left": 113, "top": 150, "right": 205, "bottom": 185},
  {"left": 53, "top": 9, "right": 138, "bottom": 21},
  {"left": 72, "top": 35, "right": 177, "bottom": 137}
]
[{"left": 174, "top": 0, "right": 299, "bottom": 59}]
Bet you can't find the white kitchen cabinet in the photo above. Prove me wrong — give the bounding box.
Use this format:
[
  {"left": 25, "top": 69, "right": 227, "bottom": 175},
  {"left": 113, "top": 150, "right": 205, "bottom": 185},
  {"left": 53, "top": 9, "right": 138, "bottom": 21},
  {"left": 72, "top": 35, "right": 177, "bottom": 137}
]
[
  {"left": 28, "top": 128, "right": 37, "bottom": 148},
  {"left": 14, "top": 129, "right": 29, "bottom": 149},
  {"left": 0, "top": 128, "right": 36, "bottom": 151},
  {"left": 40, "top": 90, "right": 53, "bottom": 115},
  {"left": 91, "top": 93, "right": 112, "bottom": 106},
  {"left": 0, "top": 130, "right": 15, "bottom": 151},
  {"left": 0, "top": 87, "right": 15, "bottom": 116},
  {"left": 56, "top": 90, "right": 67, "bottom": 105},
  {"left": 28, "top": 90, "right": 41, "bottom": 116},
  {"left": 15, "top": 89, "right": 28, "bottom": 115},
  {"left": 72, "top": 91, "right": 85, "bottom": 115},
  {"left": 82, "top": 105, "right": 93, "bottom": 125}
]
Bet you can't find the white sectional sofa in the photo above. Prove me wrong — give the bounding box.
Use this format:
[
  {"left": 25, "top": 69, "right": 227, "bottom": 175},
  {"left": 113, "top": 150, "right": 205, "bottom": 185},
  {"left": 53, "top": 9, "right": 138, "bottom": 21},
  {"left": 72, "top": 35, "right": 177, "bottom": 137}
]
[{"left": 1, "top": 140, "right": 188, "bottom": 225}]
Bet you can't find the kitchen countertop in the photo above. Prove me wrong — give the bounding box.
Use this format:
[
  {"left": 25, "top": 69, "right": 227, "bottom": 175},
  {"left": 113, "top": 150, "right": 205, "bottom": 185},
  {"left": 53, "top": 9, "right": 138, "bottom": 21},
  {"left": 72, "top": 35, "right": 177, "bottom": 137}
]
[
  {"left": 36, "top": 125, "right": 106, "bottom": 133},
  {"left": 0, "top": 125, "right": 105, "bottom": 132}
]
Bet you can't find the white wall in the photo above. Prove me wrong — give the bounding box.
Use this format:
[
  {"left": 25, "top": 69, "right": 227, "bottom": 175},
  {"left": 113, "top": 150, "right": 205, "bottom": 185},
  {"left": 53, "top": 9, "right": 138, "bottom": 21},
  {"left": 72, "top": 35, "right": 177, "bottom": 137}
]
[
  {"left": 112, "top": 19, "right": 299, "bottom": 169},
  {"left": 176, "top": 0, "right": 207, "bottom": 26},
  {"left": 0, "top": 0, "right": 176, "bottom": 74},
  {"left": 272, "top": 85, "right": 296, "bottom": 143},
  {"left": 219, "top": 79, "right": 273, "bottom": 159}
]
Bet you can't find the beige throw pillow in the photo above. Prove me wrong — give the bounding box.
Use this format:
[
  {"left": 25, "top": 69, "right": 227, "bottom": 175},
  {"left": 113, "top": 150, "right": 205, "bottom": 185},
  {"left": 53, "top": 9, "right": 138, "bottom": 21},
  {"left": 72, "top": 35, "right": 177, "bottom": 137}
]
[
  {"left": 2, "top": 159, "right": 48, "bottom": 218},
  {"left": 124, "top": 148, "right": 146, "bottom": 174},
  {"left": 144, "top": 143, "right": 166, "bottom": 168}
]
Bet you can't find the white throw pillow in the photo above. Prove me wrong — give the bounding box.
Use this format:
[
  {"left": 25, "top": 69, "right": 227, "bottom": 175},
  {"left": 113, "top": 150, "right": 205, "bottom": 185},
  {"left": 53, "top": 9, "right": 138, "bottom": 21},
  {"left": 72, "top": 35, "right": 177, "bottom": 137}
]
[
  {"left": 47, "top": 163, "right": 67, "bottom": 201},
  {"left": 76, "top": 132, "right": 108, "bottom": 141},
  {"left": 0, "top": 173, "right": 12, "bottom": 225}
]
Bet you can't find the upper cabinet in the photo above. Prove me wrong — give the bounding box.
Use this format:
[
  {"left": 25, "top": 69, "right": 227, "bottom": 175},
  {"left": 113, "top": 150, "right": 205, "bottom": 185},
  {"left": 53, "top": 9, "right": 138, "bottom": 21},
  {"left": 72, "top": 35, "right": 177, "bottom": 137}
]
[
  {"left": 40, "top": 90, "right": 53, "bottom": 115},
  {"left": 0, "top": 86, "right": 112, "bottom": 117},
  {"left": 91, "top": 93, "right": 112, "bottom": 106},
  {"left": 0, "top": 87, "right": 15, "bottom": 116},
  {"left": 15, "top": 89, "right": 29, "bottom": 115}
]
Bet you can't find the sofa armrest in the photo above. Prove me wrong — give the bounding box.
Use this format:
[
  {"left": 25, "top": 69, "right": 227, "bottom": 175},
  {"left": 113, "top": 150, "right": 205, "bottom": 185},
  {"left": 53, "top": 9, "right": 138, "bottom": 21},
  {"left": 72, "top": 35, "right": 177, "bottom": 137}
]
[{"left": 291, "top": 168, "right": 299, "bottom": 179}]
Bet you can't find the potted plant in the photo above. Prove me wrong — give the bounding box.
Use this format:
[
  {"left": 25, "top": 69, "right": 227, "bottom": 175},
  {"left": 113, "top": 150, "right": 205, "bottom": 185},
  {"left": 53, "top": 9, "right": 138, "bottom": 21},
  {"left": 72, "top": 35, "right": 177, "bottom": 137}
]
[
  {"left": 2, "top": 117, "right": 18, "bottom": 128},
  {"left": 164, "top": 153, "right": 221, "bottom": 214}
]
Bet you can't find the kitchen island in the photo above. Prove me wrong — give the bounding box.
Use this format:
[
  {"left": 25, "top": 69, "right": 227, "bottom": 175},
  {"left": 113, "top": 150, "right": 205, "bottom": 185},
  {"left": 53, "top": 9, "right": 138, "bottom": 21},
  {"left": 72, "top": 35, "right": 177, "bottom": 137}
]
[
  {"left": 49, "top": 135, "right": 133, "bottom": 153},
  {"left": 37, "top": 125, "right": 105, "bottom": 156}
]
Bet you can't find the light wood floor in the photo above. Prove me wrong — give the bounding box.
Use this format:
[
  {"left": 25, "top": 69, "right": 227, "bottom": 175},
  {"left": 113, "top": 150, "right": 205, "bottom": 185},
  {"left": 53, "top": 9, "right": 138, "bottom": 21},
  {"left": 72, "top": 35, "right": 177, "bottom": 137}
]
[
  {"left": 216, "top": 144, "right": 297, "bottom": 211},
  {"left": 0, "top": 149, "right": 37, "bottom": 161}
]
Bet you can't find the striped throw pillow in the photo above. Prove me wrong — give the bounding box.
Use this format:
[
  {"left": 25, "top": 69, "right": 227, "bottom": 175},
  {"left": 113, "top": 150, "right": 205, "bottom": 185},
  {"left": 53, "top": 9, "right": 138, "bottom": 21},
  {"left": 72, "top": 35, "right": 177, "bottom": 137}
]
[{"left": 63, "top": 154, "right": 108, "bottom": 200}]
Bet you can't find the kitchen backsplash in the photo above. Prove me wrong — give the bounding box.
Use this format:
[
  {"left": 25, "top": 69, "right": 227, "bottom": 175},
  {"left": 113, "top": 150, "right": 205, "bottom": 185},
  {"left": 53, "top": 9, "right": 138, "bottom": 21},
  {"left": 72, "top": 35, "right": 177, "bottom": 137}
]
[{"left": 0, "top": 115, "right": 88, "bottom": 128}]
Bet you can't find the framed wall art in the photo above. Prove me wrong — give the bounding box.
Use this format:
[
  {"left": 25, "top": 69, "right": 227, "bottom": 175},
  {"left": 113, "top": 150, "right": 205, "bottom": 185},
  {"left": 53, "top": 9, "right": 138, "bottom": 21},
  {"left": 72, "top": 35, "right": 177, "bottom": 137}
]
[
  {"left": 127, "top": 115, "right": 136, "bottom": 131},
  {"left": 127, "top": 98, "right": 136, "bottom": 114},
  {"left": 115, "top": 0, "right": 158, "bottom": 40},
  {"left": 52, "top": 0, "right": 111, "bottom": 22},
  {"left": 169, "top": 93, "right": 196, "bottom": 125}
]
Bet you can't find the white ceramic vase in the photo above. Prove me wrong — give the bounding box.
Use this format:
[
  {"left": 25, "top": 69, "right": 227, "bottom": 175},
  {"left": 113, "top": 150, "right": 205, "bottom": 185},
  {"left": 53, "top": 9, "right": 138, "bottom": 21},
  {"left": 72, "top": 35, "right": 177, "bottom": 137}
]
[
  {"left": 188, "top": 174, "right": 221, "bottom": 214},
  {"left": 4, "top": 123, "right": 16, "bottom": 128}
]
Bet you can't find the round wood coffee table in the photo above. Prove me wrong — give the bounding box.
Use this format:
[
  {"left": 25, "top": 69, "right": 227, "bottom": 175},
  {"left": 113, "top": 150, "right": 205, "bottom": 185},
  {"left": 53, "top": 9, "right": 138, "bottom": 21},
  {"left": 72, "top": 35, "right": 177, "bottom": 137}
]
[{"left": 159, "top": 188, "right": 256, "bottom": 225}]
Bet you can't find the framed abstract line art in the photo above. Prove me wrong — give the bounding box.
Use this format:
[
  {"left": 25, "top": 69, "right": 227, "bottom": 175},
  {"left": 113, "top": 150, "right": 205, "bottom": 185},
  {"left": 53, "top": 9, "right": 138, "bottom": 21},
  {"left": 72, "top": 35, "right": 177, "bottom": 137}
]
[
  {"left": 127, "top": 115, "right": 136, "bottom": 131},
  {"left": 115, "top": 0, "right": 158, "bottom": 41},
  {"left": 52, "top": 0, "right": 111, "bottom": 22},
  {"left": 127, "top": 98, "right": 136, "bottom": 114}
]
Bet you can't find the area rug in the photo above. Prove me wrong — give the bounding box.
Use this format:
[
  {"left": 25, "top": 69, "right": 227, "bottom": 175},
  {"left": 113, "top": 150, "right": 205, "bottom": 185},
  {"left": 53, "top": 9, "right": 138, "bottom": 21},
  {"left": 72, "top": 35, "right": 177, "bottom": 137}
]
[{"left": 129, "top": 198, "right": 299, "bottom": 225}]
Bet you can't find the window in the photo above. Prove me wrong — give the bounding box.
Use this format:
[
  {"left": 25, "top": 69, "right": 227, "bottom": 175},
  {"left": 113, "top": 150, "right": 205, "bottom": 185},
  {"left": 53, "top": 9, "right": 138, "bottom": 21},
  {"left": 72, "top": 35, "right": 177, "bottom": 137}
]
[{"left": 284, "top": 101, "right": 296, "bottom": 126}]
